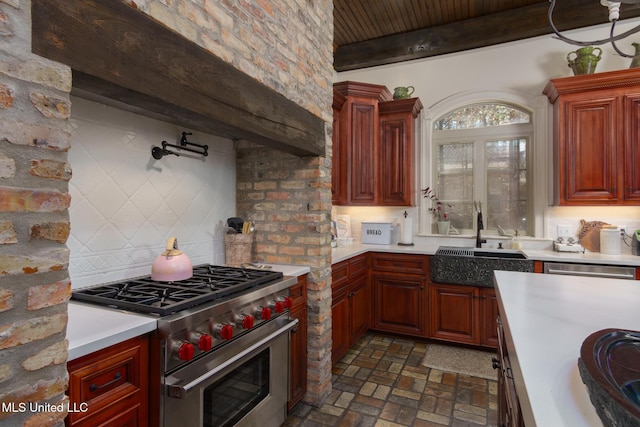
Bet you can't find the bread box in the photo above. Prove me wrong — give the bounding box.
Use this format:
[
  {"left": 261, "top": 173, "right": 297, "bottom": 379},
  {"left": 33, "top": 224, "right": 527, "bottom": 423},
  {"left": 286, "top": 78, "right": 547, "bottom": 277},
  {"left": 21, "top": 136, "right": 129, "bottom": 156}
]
[{"left": 361, "top": 222, "right": 393, "bottom": 245}]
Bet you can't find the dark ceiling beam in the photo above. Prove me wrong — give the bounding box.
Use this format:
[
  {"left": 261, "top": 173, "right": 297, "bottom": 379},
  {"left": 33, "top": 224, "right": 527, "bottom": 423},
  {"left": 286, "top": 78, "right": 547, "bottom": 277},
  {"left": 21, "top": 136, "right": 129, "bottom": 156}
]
[
  {"left": 334, "top": 0, "right": 640, "bottom": 71},
  {"left": 32, "top": 0, "right": 325, "bottom": 157}
]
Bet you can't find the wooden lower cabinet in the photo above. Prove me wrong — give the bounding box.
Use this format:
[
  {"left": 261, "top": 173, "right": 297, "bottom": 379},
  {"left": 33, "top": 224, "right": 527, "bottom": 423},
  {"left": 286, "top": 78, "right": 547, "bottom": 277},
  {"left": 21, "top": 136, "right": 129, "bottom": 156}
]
[
  {"left": 370, "top": 253, "right": 429, "bottom": 338},
  {"left": 371, "top": 273, "right": 427, "bottom": 337},
  {"left": 66, "top": 334, "right": 149, "bottom": 427},
  {"left": 497, "top": 316, "right": 525, "bottom": 427},
  {"left": 289, "top": 274, "right": 308, "bottom": 410},
  {"left": 332, "top": 254, "right": 370, "bottom": 365},
  {"left": 429, "top": 283, "right": 498, "bottom": 349}
]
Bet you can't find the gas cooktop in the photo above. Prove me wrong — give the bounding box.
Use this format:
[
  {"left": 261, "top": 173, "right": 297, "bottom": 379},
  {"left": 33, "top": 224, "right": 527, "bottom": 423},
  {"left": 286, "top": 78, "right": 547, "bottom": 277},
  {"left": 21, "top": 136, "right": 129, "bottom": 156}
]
[{"left": 71, "top": 264, "right": 284, "bottom": 316}]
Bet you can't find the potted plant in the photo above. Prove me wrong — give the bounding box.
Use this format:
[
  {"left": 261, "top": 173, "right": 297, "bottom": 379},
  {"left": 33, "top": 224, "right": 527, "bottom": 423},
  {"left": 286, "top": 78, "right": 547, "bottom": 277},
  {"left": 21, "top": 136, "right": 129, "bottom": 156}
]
[{"left": 422, "top": 187, "right": 453, "bottom": 235}]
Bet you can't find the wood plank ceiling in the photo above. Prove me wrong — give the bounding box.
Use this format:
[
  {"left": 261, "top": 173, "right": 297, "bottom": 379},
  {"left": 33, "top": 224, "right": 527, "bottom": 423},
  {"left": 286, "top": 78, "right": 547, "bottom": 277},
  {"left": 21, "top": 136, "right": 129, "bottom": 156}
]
[{"left": 333, "top": 0, "right": 640, "bottom": 71}]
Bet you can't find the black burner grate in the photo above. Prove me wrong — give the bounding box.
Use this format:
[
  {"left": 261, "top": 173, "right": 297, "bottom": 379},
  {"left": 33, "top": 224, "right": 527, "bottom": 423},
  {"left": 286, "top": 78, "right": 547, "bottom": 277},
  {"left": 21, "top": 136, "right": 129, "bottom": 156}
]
[{"left": 71, "top": 265, "right": 283, "bottom": 316}]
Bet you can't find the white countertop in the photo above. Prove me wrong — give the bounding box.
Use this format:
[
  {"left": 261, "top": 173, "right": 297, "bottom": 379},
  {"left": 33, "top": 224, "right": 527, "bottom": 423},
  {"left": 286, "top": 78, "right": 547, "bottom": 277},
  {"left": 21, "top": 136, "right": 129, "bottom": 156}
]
[
  {"left": 332, "top": 243, "right": 640, "bottom": 266},
  {"left": 67, "top": 302, "right": 157, "bottom": 360},
  {"left": 494, "top": 270, "right": 640, "bottom": 427},
  {"left": 66, "top": 263, "right": 310, "bottom": 361}
]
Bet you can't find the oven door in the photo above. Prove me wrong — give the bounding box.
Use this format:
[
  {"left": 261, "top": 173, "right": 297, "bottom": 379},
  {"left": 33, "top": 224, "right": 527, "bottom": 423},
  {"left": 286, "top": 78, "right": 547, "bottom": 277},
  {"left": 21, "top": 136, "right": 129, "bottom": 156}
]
[{"left": 163, "top": 316, "right": 298, "bottom": 427}]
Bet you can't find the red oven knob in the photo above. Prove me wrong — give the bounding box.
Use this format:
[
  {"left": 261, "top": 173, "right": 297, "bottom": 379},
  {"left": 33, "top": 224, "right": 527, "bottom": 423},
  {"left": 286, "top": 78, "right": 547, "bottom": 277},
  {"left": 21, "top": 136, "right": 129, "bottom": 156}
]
[
  {"left": 283, "top": 296, "right": 293, "bottom": 309},
  {"left": 212, "top": 323, "right": 234, "bottom": 340},
  {"left": 236, "top": 314, "right": 254, "bottom": 329},
  {"left": 255, "top": 306, "right": 271, "bottom": 320},
  {"left": 272, "top": 300, "right": 285, "bottom": 314},
  {"left": 195, "top": 333, "right": 213, "bottom": 351},
  {"left": 177, "top": 342, "right": 195, "bottom": 361}
]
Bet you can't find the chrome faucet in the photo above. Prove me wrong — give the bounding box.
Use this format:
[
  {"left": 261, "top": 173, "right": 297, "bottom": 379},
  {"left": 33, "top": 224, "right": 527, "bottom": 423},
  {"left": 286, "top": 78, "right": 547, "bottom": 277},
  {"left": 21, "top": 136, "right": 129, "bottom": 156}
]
[{"left": 476, "top": 204, "right": 486, "bottom": 249}]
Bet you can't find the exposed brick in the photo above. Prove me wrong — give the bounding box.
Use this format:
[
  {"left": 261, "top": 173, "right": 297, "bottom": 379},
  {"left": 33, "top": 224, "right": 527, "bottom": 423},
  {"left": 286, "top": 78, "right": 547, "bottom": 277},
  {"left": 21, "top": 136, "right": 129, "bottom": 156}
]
[
  {"left": 23, "top": 396, "right": 68, "bottom": 427},
  {"left": 0, "top": 221, "right": 17, "bottom": 244},
  {"left": 30, "top": 222, "right": 70, "bottom": 243},
  {"left": 29, "top": 159, "right": 72, "bottom": 180},
  {"left": 1, "top": 119, "right": 71, "bottom": 151},
  {"left": 27, "top": 278, "right": 71, "bottom": 310},
  {"left": 0, "top": 364, "right": 12, "bottom": 384},
  {"left": 265, "top": 191, "right": 290, "bottom": 200},
  {"left": 0, "top": 312, "right": 67, "bottom": 350},
  {"left": 22, "top": 340, "right": 68, "bottom": 371},
  {"left": 254, "top": 181, "right": 277, "bottom": 190},
  {"left": 0, "top": 187, "right": 71, "bottom": 212},
  {"left": 0, "top": 247, "right": 69, "bottom": 276},
  {"left": 29, "top": 92, "right": 70, "bottom": 119},
  {"left": 0, "top": 83, "right": 13, "bottom": 108},
  {"left": 0, "top": 152, "right": 16, "bottom": 178},
  {"left": 0, "top": 288, "right": 13, "bottom": 312},
  {"left": 0, "top": 376, "right": 68, "bottom": 421}
]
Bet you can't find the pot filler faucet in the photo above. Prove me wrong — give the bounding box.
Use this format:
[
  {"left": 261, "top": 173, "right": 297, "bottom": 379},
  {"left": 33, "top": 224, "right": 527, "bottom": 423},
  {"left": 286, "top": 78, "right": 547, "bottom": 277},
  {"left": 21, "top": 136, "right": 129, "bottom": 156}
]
[{"left": 475, "top": 201, "right": 486, "bottom": 248}]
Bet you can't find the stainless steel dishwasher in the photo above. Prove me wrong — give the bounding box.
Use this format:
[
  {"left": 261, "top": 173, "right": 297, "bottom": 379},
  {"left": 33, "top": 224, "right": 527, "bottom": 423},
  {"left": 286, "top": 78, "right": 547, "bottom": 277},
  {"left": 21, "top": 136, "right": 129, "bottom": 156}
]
[{"left": 543, "top": 262, "right": 636, "bottom": 280}]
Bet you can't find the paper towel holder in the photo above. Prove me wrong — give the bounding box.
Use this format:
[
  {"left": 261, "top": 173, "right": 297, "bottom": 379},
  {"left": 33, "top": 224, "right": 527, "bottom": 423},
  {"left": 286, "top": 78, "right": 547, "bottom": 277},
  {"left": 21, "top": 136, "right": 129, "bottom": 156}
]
[{"left": 398, "top": 211, "right": 415, "bottom": 246}]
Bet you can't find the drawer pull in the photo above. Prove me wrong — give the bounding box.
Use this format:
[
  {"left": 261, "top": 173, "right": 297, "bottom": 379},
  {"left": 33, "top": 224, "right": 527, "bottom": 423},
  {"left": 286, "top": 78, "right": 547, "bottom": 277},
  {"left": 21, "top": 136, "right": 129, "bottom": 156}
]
[{"left": 89, "top": 372, "right": 122, "bottom": 392}]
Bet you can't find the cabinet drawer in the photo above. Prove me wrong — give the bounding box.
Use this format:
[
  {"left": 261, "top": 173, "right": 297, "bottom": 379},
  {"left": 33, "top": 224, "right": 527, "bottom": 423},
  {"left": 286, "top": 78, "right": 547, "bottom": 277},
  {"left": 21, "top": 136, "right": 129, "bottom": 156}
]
[
  {"left": 349, "top": 254, "right": 368, "bottom": 278},
  {"left": 332, "top": 260, "right": 349, "bottom": 289},
  {"left": 370, "top": 253, "right": 429, "bottom": 274},
  {"left": 67, "top": 335, "right": 148, "bottom": 426}
]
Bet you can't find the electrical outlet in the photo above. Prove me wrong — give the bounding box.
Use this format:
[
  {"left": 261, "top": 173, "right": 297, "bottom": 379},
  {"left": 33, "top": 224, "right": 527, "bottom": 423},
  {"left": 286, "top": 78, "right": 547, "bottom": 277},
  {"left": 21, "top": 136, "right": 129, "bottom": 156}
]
[
  {"left": 557, "top": 225, "right": 572, "bottom": 238},
  {"left": 619, "top": 225, "right": 627, "bottom": 236}
]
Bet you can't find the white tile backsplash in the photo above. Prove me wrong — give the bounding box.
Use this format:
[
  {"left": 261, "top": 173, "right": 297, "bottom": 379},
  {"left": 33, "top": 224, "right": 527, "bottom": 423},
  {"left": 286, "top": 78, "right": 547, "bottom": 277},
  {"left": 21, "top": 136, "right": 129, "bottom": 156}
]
[{"left": 68, "top": 97, "right": 237, "bottom": 288}]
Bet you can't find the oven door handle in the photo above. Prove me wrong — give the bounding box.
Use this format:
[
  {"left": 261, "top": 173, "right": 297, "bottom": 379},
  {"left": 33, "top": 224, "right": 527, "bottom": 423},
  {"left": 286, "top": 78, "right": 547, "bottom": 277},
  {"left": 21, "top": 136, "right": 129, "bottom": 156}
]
[{"left": 167, "top": 317, "right": 299, "bottom": 398}]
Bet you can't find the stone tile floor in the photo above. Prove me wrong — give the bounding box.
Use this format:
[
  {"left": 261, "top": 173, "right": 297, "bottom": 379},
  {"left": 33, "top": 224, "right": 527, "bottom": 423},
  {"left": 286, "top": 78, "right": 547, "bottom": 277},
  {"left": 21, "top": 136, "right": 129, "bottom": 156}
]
[{"left": 284, "top": 333, "right": 498, "bottom": 427}]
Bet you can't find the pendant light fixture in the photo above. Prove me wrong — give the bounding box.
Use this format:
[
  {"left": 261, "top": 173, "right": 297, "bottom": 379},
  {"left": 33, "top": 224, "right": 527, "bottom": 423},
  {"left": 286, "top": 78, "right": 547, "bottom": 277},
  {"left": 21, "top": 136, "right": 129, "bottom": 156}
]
[{"left": 548, "top": 0, "right": 640, "bottom": 57}]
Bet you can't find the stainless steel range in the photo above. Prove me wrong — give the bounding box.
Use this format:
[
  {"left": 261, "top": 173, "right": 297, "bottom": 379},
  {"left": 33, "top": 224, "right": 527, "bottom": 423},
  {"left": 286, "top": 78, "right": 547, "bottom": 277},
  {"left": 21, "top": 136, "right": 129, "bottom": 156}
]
[{"left": 72, "top": 264, "right": 298, "bottom": 427}]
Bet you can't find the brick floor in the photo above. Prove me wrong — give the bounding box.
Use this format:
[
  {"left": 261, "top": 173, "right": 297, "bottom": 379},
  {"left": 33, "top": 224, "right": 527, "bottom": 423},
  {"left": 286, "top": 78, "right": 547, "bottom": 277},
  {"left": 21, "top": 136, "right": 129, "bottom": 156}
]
[{"left": 284, "top": 333, "right": 498, "bottom": 427}]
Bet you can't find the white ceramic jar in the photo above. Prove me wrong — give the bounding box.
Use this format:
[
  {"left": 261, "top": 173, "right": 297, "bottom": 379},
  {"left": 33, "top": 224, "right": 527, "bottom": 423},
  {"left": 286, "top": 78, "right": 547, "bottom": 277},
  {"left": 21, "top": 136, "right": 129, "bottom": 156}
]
[{"left": 600, "top": 226, "right": 621, "bottom": 255}]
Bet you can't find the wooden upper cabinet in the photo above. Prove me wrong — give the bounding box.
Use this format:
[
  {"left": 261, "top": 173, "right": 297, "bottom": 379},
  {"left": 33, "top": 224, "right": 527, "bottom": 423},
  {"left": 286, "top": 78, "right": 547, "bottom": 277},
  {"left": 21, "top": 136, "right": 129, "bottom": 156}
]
[
  {"left": 332, "top": 90, "right": 347, "bottom": 205},
  {"left": 333, "top": 81, "right": 422, "bottom": 206},
  {"left": 544, "top": 69, "right": 640, "bottom": 205},
  {"left": 379, "top": 98, "right": 423, "bottom": 206}
]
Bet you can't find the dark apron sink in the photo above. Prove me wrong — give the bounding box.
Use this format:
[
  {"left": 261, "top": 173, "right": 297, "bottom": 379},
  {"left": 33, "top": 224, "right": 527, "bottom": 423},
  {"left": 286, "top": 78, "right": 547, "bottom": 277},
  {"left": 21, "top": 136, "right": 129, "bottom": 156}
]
[
  {"left": 578, "top": 329, "right": 640, "bottom": 427},
  {"left": 431, "top": 246, "right": 534, "bottom": 287}
]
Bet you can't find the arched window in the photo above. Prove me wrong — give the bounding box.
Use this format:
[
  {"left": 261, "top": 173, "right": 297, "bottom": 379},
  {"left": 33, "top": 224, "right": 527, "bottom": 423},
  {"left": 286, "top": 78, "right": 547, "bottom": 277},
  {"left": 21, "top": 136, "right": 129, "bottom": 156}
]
[{"left": 429, "top": 102, "right": 533, "bottom": 236}]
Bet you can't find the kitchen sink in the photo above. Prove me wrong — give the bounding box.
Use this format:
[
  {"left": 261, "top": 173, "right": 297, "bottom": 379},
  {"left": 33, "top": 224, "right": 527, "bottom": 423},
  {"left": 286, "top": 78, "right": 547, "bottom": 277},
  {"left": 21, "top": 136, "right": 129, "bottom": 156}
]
[
  {"left": 578, "top": 329, "right": 640, "bottom": 427},
  {"left": 431, "top": 246, "right": 534, "bottom": 287}
]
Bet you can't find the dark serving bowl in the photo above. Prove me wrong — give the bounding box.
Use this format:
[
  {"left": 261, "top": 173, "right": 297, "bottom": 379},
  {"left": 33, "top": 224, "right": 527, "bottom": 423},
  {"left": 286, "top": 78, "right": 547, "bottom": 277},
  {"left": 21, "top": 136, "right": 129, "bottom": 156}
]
[{"left": 578, "top": 328, "right": 640, "bottom": 427}]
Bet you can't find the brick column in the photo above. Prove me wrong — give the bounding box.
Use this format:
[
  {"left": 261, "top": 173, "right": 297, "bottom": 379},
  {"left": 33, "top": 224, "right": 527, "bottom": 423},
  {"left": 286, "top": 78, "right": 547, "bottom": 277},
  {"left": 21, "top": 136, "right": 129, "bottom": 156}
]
[
  {"left": 235, "top": 141, "right": 333, "bottom": 405},
  {"left": 0, "top": 1, "right": 72, "bottom": 425}
]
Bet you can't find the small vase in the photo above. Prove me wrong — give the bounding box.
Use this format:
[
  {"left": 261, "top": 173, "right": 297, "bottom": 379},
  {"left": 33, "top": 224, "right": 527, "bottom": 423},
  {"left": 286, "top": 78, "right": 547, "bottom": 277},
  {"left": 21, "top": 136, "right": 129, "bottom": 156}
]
[
  {"left": 630, "top": 43, "right": 640, "bottom": 68},
  {"left": 437, "top": 221, "right": 450, "bottom": 235}
]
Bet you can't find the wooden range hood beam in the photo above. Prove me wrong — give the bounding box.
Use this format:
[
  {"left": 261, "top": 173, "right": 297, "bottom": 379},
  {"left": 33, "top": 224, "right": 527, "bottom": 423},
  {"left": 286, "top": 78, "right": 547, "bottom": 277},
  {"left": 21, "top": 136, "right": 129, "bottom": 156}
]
[
  {"left": 334, "top": 0, "right": 640, "bottom": 72},
  {"left": 32, "top": 0, "right": 325, "bottom": 157}
]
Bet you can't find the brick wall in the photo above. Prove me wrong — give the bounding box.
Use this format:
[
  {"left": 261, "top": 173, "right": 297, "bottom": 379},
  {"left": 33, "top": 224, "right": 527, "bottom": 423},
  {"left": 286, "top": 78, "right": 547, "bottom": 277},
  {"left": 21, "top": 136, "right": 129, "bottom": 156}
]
[
  {"left": 0, "top": 0, "right": 334, "bottom": 419},
  {"left": 0, "top": 0, "right": 73, "bottom": 425}
]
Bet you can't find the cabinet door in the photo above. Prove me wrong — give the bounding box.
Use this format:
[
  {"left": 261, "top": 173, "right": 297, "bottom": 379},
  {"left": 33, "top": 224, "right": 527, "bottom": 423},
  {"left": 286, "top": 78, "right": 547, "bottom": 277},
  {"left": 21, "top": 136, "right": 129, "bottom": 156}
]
[
  {"left": 429, "top": 283, "right": 479, "bottom": 345},
  {"left": 480, "top": 288, "right": 499, "bottom": 348},
  {"left": 347, "top": 99, "right": 378, "bottom": 204},
  {"left": 558, "top": 95, "right": 620, "bottom": 204},
  {"left": 67, "top": 335, "right": 149, "bottom": 427},
  {"left": 288, "top": 275, "right": 307, "bottom": 410},
  {"left": 624, "top": 93, "right": 640, "bottom": 201},
  {"left": 289, "top": 303, "right": 307, "bottom": 410},
  {"left": 349, "top": 275, "right": 369, "bottom": 345},
  {"left": 331, "top": 285, "right": 350, "bottom": 365},
  {"left": 372, "top": 273, "right": 426, "bottom": 337},
  {"left": 332, "top": 91, "right": 346, "bottom": 205},
  {"left": 379, "top": 112, "right": 413, "bottom": 206}
]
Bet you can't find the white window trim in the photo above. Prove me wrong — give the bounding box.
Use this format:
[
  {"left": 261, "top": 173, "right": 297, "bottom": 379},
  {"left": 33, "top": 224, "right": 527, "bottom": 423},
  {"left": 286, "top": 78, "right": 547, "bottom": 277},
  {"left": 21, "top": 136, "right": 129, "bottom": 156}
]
[{"left": 419, "top": 90, "right": 549, "bottom": 238}]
